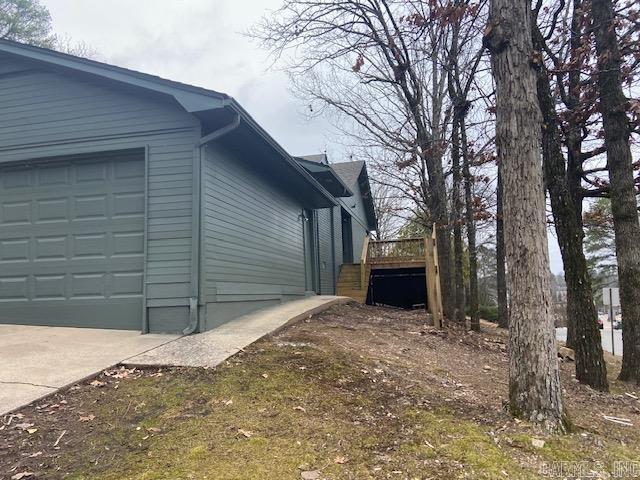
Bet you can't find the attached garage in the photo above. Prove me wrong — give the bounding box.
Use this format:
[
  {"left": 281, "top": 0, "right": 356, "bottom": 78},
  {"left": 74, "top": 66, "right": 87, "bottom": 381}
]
[
  {"left": 0, "top": 151, "right": 146, "bottom": 329},
  {"left": 0, "top": 38, "right": 348, "bottom": 334}
]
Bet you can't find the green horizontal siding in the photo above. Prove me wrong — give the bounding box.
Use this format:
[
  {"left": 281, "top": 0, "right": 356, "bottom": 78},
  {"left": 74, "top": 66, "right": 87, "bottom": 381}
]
[
  {"left": 0, "top": 53, "right": 201, "bottom": 332},
  {"left": 202, "top": 142, "right": 307, "bottom": 328}
]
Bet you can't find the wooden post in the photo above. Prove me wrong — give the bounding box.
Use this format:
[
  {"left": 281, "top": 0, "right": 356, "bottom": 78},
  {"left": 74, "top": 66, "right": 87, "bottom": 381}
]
[
  {"left": 360, "top": 236, "right": 370, "bottom": 291},
  {"left": 425, "top": 235, "right": 442, "bottom": 328},
  {"left": 425, "top": 237, "right": 435, "bottom": 318},
  {"left": 431, "top": 227, "right": 444, "bottom": 327}
]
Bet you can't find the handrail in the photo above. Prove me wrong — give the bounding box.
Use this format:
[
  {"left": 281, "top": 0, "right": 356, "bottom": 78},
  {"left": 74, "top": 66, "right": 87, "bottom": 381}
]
[
  {"left": 368, "top": 237, "right": 424, "bottom": 243},
  {"left": 367, "top": 237, "right": 425, "bottom": 264},
  {"left": 361, "top": 235, "right": 370, "bottom": 263},
  {"left": 360, "top": 235, "right": 370, "bottom": 289},
  {"left": 354, "top": 233, "right": 442, "bottom": 328}
]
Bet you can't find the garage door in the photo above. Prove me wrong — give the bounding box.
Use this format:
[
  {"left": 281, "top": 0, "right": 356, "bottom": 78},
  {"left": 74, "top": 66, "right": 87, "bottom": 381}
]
[{"left": 0, "top": 151, "right": 145, "bottom": 329}]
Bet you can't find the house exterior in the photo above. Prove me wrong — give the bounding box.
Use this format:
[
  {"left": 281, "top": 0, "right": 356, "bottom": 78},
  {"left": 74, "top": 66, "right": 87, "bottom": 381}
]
[
  {"left": 0, "top": 39, "right": 376, "bottom": 334},
  {"left": 294, "top": 155, "right": 376, "bottom": 297}
]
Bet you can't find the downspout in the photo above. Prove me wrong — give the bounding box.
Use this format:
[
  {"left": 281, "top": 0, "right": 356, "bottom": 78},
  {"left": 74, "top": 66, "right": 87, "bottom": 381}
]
[
  {"left": 330, "top": 207, "right": 336, "bottom": 294},
  {"left": 182, "top": 112, "right": 241, "bottom": 335},
  {"left": 314, "top": 211, "right": 321, "bottom": 294}
]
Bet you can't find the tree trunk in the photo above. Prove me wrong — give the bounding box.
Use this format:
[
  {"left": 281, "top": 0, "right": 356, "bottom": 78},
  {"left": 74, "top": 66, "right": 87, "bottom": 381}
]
[
  {"left": 416, "top": 124, "right": 453, "bottom": 322},
  {"left": 496, "top": 167, "right": 509, "bottom": 328},
  {"left": 451, "top": 119, "right": 467, "bottom": 322},
  {"left": 592, "top": 0, "right": 640, "bottom": 383},
  {"left": 563, "top": 0, "right": 585, "bottom": 351},
  {"left": 533, "top": 27, "right": 608, "bottom": 391},
  {"left": 485, "top": 0, "right": 566, "bottom": 429},
  {"left": 461, "top": 116, "right": 479, "bottom": 331},
  {"left": 434, "top": 183, "right": 454, "bottom": 323}
]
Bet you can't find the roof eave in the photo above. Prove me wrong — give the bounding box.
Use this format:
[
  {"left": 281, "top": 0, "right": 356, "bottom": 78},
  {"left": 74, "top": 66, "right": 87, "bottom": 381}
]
[
  {"left": 0, "top": 39, "right": 228, "bottom": 113},
  {"left": 0, "top": 39, "right": 337, "bottom": 208},
  {"left": 294, "top": 158, "right": 354, "bottom": 197},
  {"left": 228, "top": 101, "right": 337, "bottom": 207},
  {"left": 358, "top": 168, "right": 378, "bottom": 231}
]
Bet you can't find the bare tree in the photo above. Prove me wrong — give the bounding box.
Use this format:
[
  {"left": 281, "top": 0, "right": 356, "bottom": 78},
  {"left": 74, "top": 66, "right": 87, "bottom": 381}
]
[
  {"left": 533, "top": 20, "right": 608, "bottom": 391},
  {"left": 252, "top": 0, "right": 457, "bottom": 319},
  {"left": 449, "top": 78, "right": 467, "bottom": 322},
  {"left": 531, "top": 0, "right": 640, "bottom": 356},
  {"left": 484, "top": 0, "right": 566, "bottom": 429},
  {"left": 371, "top": 181, "right": 405, "bottom": 239},
  {"left": 445, "top": 0, "right": 487, "bottom": 331},
  {"left": 592, "top": 0, "right": 640, "bottom": 383}
]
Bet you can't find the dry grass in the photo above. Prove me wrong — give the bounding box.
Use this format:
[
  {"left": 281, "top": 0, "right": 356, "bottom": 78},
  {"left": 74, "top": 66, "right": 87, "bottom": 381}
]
[{"left": 1, "top": 303, "right": 639, "bottom": 479}]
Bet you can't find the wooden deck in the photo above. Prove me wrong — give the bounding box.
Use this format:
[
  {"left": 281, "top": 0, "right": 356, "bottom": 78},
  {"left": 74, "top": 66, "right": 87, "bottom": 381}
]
[
  {"left": 336, "top": 232, "right": 444, "bottom": 328},
  {"left": 367, "top": 237, "right": 427, "bottom": 268}
]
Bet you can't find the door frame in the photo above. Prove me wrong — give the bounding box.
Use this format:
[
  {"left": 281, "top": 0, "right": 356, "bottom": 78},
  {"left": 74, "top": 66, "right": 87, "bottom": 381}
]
[
  {"left": 303, "top": 209, "right": 320, "bottom": 294},
  {"left": 341, "top": 207, "right": 354, "bottom": 264}
]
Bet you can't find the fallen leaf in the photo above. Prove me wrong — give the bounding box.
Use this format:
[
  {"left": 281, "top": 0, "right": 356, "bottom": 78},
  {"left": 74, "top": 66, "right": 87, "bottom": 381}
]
[
  {"left": 105, "top": 366, "right": 137, "bottom": 379},
  {"left": 531, "top": 438, "right": 545, "bottom": 449},
  {"left": 14, "top": 423, "right": 34, "bottom": 431},
  {"left": 147, "top": 427, "right": 162, "bottom": 433},
  {"left": 238, "top": 428, "right": 253, "bottom": 438},
  {"left": 334, "top": 455, "right": 347, "bottom": 464},
  {"left": 294, "top": 406, "right": 307, "bottom": 413},
  {"left": 79, "top": 415, "right": 95, "bottom": 422},
  {"left": 26, "top": 428, "right": 38, "bottom": 434},
  {"left": 301, "top": 471, "right": 320, "bottom": 480},
  {"left": 53, "top": 430, "right": 66, "bottom": 447},
  {"left": 11, "top": 472, "right": 34, "bottom": 480},
  {"left": 90, "top": 380, "right": 106, "bottom": 388}
]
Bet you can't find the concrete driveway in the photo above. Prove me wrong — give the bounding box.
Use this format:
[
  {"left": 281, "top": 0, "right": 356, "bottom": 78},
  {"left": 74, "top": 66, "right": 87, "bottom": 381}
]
[{"left": 0, "top": 325, "right": 179, "bottom": 415}]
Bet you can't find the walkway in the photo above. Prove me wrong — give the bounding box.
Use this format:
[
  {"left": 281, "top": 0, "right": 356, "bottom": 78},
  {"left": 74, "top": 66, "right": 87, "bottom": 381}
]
[
  {"left": 1, "top": 296, "right": 348, "bottom": 416},
  {"left": 0, "top": 327, "right": 177, "bottom": 415},
  {"left": 124, "top": 296, "right": 350, "bottom": 367}
]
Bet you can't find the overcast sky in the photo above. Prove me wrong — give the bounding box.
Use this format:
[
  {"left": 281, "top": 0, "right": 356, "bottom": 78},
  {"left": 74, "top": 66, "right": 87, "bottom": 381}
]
[{"left": 42, "top": 0, "right": 564, "bottom": 274}]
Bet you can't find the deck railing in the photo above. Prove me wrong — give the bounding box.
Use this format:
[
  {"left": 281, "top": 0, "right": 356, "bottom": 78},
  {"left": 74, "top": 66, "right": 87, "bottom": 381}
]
[
  {"left": 366, "top": 237, "right": 426, "bottom": 264},
  {"left": 360, "top": 233, "right": 443, "bottom": 328}
]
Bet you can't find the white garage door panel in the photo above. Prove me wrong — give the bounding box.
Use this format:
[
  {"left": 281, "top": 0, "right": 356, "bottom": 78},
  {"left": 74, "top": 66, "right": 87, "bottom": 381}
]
[{"left": 0, "top": 152, "right": 145, "bottom": 329}]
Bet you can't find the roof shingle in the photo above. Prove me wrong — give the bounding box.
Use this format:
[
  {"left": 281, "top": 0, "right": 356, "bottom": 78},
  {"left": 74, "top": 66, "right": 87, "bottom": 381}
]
[{"left": 330, "top": 161, "right": 365, "bottom": 190}]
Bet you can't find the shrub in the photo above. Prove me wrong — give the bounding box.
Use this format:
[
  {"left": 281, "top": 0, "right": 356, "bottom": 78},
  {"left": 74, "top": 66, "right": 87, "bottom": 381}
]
[{"left": 467, "top": 305, "right": 498, "bottom": 323}]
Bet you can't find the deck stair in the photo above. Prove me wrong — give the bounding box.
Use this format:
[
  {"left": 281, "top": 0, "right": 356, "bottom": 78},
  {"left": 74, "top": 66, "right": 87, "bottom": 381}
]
[{"left": 336, "top": 263, "right": 371, "bottom": 303}]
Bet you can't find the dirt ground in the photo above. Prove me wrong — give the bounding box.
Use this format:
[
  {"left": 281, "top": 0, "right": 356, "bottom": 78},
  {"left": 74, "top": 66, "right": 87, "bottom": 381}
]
[{"left": 1, "top": 303, "right": 639, "bottom": 479}]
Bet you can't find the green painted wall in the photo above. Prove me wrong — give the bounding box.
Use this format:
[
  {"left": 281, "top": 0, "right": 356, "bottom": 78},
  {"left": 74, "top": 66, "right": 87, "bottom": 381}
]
[{"left": 202, "top": 142, "right": 308, "bottom": 329}]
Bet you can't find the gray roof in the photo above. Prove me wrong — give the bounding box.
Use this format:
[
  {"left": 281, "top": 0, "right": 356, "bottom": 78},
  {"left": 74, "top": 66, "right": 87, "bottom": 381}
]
[
  {"left": 294, "top": 156, "right": 352, "bottom": 197},
  {"left": 330, "top": 160, "right": 377, "bottom": 231},
  {"left": 0, "top": 38, "right": 227, "bottom": 113},
  {"left": 0, "top": 38, "right": 338, "bottom": 209},
  {"left": 331, "top": 161, "right": 366, "bottom": 190},
  {"left": 298, "top": 153, "right": 328, "bottom": 165}
]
